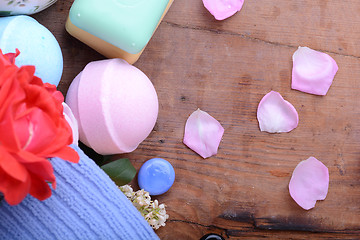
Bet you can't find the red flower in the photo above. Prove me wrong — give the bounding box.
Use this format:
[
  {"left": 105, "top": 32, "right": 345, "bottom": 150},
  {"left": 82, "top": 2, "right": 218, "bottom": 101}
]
[{"left": 0, "top": 49, "right": 79, "bottom": 205}]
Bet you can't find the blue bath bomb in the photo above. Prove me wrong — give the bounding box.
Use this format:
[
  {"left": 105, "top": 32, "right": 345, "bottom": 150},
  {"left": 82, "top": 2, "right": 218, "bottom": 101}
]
[
  {"left": 138, "top": 158, "right": 175, "bottom": 195},
  {"left": 0, "top": 15, "right": 63, "bottom": 86}
]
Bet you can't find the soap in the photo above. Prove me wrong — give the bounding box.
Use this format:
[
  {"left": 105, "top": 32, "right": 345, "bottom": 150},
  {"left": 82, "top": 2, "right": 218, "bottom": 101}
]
[
  {"left": 138, "top": 158, "right": 175, "bottom": 196},
  {"left": 0, "top": 15, "right": 63, "bottom": 86},
  {"left": 65, "top": 0, "right": 174, "bottom": 64},
  {"left": 0, "top": 0, "right": 57, "bottom": 16},
  {"left": 65, "top": 58, "right": 159, "bottom": 155}
]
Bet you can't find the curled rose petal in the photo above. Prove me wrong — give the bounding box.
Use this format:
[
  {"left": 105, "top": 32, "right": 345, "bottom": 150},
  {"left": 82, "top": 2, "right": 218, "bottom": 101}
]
[
  {"left": 257, "top": 91, "right": 298, "bottom": 133},
  {"left": 183, "top": 109, "right": 224, "bottom": 158},
  {"left": 289, "top": 157, "right": 329, "bottom": 210},
  {"left": 292, "top": 46, "right": 338, "bottom": 95},
  {"left": 203, "top": 0, "right": 244, "bottom": 20},
  {"left": 62, "top": 102, "right": 79, "bottom": 145}
]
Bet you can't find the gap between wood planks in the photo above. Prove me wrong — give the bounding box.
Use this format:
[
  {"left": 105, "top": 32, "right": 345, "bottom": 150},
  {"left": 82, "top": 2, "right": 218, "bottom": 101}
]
[
  {"left": 169, "top": 218, "right": 360, "bottom": 238},
  {"left": 163, "top": 21, "right": 360, "bottom": 60}
]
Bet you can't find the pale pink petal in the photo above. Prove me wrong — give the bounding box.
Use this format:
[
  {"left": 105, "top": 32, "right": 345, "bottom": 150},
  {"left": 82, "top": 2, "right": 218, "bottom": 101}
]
[
  {"left": 62, "top": 102, "right": 79, "bottom": 145},
  {"left": 292, "top": 46, "right": 338, "bottom": 95},
  {"left": 257, "top": 91, "right": 298, "bottom": 133},
  {"left": 183, "top": 109, "right": 224, "bottom": 158},
  {"left": 203, "top": 0, "right": 244, "bottom": 20},
  {"left": 289, "top": 157, "right": 329, "bottom": 210}
]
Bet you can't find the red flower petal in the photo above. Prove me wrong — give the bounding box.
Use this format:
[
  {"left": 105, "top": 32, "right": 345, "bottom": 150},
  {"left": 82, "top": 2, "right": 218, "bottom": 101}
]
[
  {"left": 0, "top": 167, "right": 30, "bottom": 206},
  {"left": 0, "top": 146, "right": 27, "bottom": 182},
  {"left": 28, "top": 173, "right": 52, "bottom": 201},
  {"left": 22, "top": 160, "right": 55, "bottom": 183},
  {"left": 33, "top": 118, "right": 74, "bottom": 157},
  {"left": 23, "top": 84, "right": 61, "bottom": 120},
  {"left": 0, "top": 108, "right": 21, "bottom": 152},
  {"left": 0, "top": 69, "right": 26, "bottom": 119},
  {"left": 48, "top": 146, "right": 80, "bottom": 163},
  {"left": 4, "top": 49, "right": 20, "bottom": 64},
  {"left": 19, "top": 108, "right": 57, "bottom": 152},
  {"left": 16, "top": 150, "right": 48, "bottom": 163},
  {"left": 44, "top": 82, "right": 64, "bottom": 103}
]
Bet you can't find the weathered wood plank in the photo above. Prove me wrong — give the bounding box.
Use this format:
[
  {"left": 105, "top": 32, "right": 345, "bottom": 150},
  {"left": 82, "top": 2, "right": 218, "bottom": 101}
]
[{"left": 165, "top": 0, "right": 360, "bottom": 57}]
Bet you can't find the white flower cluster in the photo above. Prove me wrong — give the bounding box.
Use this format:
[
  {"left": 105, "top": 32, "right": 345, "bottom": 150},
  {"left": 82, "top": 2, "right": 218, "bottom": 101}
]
[{"left": 119, "top": 185, "right": 169, "bottom": 230}]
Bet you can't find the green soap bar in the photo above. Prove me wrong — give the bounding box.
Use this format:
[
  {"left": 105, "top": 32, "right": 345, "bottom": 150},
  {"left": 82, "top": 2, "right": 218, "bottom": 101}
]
[{"left": 69, "top": 0, "right": 169, "bottom": 54}]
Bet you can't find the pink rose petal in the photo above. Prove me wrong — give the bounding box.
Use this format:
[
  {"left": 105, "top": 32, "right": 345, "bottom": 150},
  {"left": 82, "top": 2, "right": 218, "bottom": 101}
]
[
  {"left": 257, "top": 91, "right": 298, "bottom": 133},
  {"left": 292, "top": 46, "right": 338, "bottom": 95},
  {"left": 289, "top": 157, "right": 329, "bottom": 210},
  {"left": 62, "top": 102, "right": 79, "bottom": 145},
  {"left": 183, "top": 109, "right": 224, "bottom": 158},
  {"left": 203, "top": 0, "right": 244, "bottom": 20}
]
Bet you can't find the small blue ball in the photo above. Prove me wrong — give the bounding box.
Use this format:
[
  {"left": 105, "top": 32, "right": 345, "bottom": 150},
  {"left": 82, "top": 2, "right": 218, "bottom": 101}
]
[{"left": 138, "top": 158, "right": 175, "bottom": 195}]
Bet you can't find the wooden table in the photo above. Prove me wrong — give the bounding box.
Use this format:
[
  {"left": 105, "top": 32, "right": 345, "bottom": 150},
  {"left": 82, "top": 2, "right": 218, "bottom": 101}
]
[{"left": 33, "top": 1, "right": 360, "bottom": 239}]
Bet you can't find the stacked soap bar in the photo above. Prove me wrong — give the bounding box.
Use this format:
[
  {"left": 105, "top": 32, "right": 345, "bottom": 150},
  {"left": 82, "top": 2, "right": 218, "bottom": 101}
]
[{"left": 66, "top": 0, "right": 174, "bottom": 64}]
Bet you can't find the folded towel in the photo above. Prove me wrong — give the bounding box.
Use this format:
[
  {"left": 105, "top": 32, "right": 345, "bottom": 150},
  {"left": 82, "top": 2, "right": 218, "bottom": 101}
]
[{"left": 0, "top": 145, "right": 159, "bottom": 240}]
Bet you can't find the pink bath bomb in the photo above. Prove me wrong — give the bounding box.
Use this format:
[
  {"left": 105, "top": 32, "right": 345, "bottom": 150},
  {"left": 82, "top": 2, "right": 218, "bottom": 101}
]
[{"left": 66, "top": 59, "right": 158, "bottom": 155}]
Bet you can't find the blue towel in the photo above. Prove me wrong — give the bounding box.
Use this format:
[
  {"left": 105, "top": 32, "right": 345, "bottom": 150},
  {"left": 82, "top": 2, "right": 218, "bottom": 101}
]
[{"left": 0, "top": 145, "right": 159, "bottom": 240}]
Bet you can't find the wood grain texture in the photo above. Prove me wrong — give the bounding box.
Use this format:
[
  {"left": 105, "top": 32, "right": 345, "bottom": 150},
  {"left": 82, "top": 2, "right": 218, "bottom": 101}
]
[{"left": 32, "top": 0, "right": 360, "bottom": 239}]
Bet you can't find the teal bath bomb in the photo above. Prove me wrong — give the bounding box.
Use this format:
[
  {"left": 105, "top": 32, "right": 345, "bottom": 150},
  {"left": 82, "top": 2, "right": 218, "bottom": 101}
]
[{"left": 0, "top": 15, "right": 63, "bottom": 86}]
